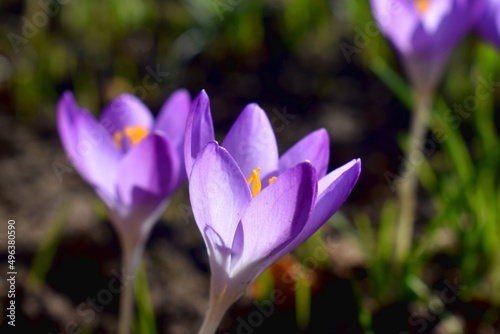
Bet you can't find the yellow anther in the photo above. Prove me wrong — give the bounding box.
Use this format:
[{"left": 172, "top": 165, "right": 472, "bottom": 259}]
[
  {"left": 113, "top": 131, "right": 124, "bottom": 149},
  {"left": 124, "top": 125, "right": 149, "bottom": 146},
  {"left": 247, "top": 168, "right": 262, "bottom": 198},
  {"left": 415, "top": 0, "right": 430, "bottom": 14},
  {"left": 268, "top": 176, "right": 277, "bottom": 185}
]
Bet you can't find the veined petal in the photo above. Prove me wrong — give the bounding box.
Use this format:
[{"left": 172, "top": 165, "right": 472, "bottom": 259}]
[
  {"left": 115, "top": 134, "right": 179, "bottom": 236},
  {"left": 154, "top": 89, "right": 191, "bottom": 189},
  {"left": 230, "top": 162, "right": 317, "bottom": 284},
  {"left": 279, "top": 128, "right": 330, "bottom": 179},
  {"left": 184, "top": 90, "right": 215, "bottom": 179},
  {"left": 189, "top": 141, "right": 252, "bottom": 269},
  {"left": 294, "top": 159, "right": 361, "bottom": 247},
  {"left": 222, "top": 103, "right": 279, "bottom": 181},
  {"left": 99, "top": 94, "right": 154, "bottom": 136}
]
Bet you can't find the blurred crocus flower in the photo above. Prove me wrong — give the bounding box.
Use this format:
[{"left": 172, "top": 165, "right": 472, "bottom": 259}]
[
  {"left": 186, "top": 91, "right": 361, "bottom": 333},
  {"left": 57, "top": 89, "right": 190, "bottom": 259},
  {"left": 476, "top": 0, "right": 500, "bottom": 49},
  {"left": 58, "top": 89, "right": 190, "bottom": 333},
  {"left": 369, "top": 0, "right": 481, "bottom": 95}
]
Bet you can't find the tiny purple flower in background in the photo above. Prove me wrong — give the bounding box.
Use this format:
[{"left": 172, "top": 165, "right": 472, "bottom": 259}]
[
  {"left": 476, "top": 0, "right": 500, "bottom": 49},
  {"left": 369, "top": 0, "right": 481, "bottom": 95},
  {"left": 369, "top": 0, "right": 484, "bottom": 264},
  {"left": 185, "top": 91, "right": 361, "bottom": 334},
  {"left": 57, "top": 89, "right": 190, "bottom": 333}
]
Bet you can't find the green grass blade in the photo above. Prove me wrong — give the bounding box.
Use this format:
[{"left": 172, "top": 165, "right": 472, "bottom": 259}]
[
  {"left": 253, "top": 269, "right": 275, "bottom": 302},
  {"left": 377, "top": 199, "right": 397, "bottom": 263},
  {"left": 473, "top": 42, "right": 499, "bottom": 151},
  {"left": 431, "top": 98, "right": 475, "bottom": 186},
  {"left": 477, "top": 169, "right": 498, "bottom": 264},
  {"left": 133, "top": 261, "right": 158, "bottom": 334},
  {"left": 370, "top": 56, "right": 412, "bottom": 109},
  {"left": 27, "top": 204, "right": 71, "bottom": 288},
  {"left": 295, "top": 269, "right": 311, "bottom": 331},
  {"left": 354, "top": 214, "right": 375, "bottom": 261}
]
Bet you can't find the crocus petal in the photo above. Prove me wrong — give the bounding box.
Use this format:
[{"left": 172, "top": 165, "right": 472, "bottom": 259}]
[
  {"left": 419, "top": 0, "right": 453, "bottom": 34},
  {"left": 293, "top": 159, "right": 361, "bottom": 247},
  {"left": 72, "top": 108, "right": 121, "bottom": 203},
  {"left": 184, "top": 90, "right": 215, "bottom": 179},
  {"left": 57, "top": 91, "right": 120, "bottom": 208},
  {"left": 115, "top": 133, "right": 179, "bottom": 236},
  {"left": 57, "top": 91, "right": 81, "bottom": 157},
  {"left": 99, "top": 94, "right": 154, "bottom": 135},
  {"left": 154, "top": 89, "right": 191, "bottom": 147},
  {"left": 189, "top": 141, "right": 252, "bottom": 267},
  {"left": 370, "top": 0, "right": 420, "bottom": 55},
  {"left": 189, "top": 141, "right": 252, "bottom": 294},
  {"left": 154, "top": 89, "right": 191, "bottom": 188},
  {"left": 230, "top": 162, "right": 317, "bottom": 284},
  {"left": 370, "top": 0, "right": 477, "bottom": 94},
  {"left": 406, "top": 1, "right": 476, "bottom": 92},
  {"left": 279, "top": 128, "right": 330, "bottom": 179},
  {"left": 117, "top": 133, "right": 179, "bottom": 206},
  {"left": 222, "top": 103, "right": 279, "bottom": 181},
  {"left": 477, "top": 0, "right": 500, "bottom": 48},
  {"left": 412, "top": 0, "right": 471, "bottom": 57}
]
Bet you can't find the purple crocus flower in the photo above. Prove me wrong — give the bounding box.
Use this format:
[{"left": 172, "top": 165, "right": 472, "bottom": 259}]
[
  {"left": 185, "top": 91, "right": 361, "bottom": 333},
  {"left": 476, "top": 0, "right": 500, "bottom": 49},
  {"left": 369, "top": 0, "right": 481, "bottom": 95},
  {"left": 57, "top": 89, "right": 190, "bottom": 258},
  {"left": 58, "top": 89, "right": 191, "bottom": 333}
]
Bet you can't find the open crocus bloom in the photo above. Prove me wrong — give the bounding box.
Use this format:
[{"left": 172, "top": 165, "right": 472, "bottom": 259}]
[
  {"left": 57, "top": 90, "right": 190, "bottom": 250},
  {"left": 369, "top": 0, "right": 481, "bottom": 95},
  {"left": 476, "top": 0, "right": 500, "bottom": 49},
  {"left": 185, "top": 91, "right": 361, "bottom": 331}
]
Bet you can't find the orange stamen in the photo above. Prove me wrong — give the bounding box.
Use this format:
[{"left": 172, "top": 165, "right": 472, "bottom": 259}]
[
  {"left": 247, "top": 168, "right": 262, "bottom": 198},
  {"left": 124, "top": 125, "right": 149, "bottom": 146},
  {"left": 415, "top": 0, "right": 430, "bottom": 14},
  {"left": 268, "top": 176, "right": 277, "bottom": 185}
]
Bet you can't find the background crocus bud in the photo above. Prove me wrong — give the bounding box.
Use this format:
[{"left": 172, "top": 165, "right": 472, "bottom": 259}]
[{"left": 369, "top": 0, "right": 482, "bottom": 96}]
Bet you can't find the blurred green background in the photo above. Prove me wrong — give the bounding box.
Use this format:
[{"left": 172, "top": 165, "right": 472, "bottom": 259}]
[{"left": 1, "top": 0, "right": 499, "bottom": 333}]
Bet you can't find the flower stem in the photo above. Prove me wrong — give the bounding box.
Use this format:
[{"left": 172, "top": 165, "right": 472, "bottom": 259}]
[
  {"left": 395, "top": 90, "right": 432, "bottom": 264},
  {"left": 198, "top": 302, "right": 229, "bottom": 334},
  {"left": 118, "top": 239, "right": 145, "bottom": 334},
  {"left": 198, "top": 284, "right": 235, "bottom": 334}
]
